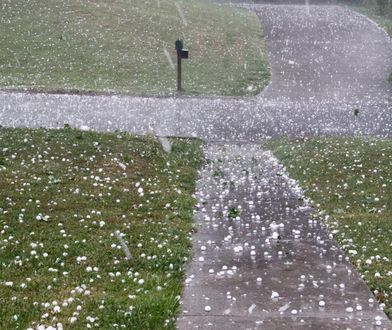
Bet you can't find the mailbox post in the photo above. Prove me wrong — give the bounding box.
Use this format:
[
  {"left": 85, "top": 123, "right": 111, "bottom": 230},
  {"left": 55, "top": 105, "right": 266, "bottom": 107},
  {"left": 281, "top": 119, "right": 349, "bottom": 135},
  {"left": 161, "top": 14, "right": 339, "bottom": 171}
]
[{"left": 175, "top": 39, "right": 188, "bottom": 91}]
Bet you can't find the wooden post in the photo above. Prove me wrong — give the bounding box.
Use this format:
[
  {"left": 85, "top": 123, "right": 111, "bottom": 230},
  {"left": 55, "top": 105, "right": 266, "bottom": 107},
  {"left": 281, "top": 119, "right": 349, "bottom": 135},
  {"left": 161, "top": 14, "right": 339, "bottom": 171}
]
[
  {"left": 175, "top": 39, "right": 187, "bottom": 92},
  {"left": 177, "top": 51, "right": 182, "bottom": 92}
]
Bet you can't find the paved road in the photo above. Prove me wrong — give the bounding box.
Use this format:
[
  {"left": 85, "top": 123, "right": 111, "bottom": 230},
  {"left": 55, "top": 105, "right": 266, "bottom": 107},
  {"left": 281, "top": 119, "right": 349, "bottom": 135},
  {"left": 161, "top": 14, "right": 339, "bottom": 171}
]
[{"left": 0, "top": 5, "right": 391, "bottom": 141}]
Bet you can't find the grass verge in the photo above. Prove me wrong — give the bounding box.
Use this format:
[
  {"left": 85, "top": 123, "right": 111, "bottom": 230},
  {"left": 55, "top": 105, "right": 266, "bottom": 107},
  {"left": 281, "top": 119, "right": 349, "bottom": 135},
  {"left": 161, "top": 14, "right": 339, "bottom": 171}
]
[
  {"left": 347, "top": 4, "right": 392, "bottom": 82},
  {"left": 267, "top": 138, "right": 392, "bottom": 318},
  {"left": 349, "top": 5, "right": 392, "bottom": 37},
  {"left": 0, "top": 127, "right": 203, "bottom": 329},
  {"left": 0, "top": 0, "right": 269, "bottom": 96}
]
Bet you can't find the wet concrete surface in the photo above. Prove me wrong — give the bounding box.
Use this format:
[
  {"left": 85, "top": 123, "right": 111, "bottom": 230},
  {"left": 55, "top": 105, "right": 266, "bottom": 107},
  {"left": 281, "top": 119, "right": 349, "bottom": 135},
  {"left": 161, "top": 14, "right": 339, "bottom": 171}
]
[
  {"left": 177, "top": 144, "right": 391, "bottom": 329},
  {"left": 0, "top": 5, "right": 391, "bottom": 141}
]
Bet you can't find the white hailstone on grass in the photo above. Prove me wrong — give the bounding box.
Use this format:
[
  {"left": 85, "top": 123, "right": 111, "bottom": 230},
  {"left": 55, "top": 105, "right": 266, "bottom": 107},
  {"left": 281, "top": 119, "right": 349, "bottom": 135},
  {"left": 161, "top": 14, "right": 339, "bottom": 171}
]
[
  {"left": 291, "top": 309, "right": 298, "bottom": 315},
  {"left": 5, "top": 281, "right": 13, "bottom": 287},
  {"left": 271, "top": 291, "right": 279, "bottom": 299},
  {"left": 76, "top": 256, "right": 87, "bottom": 263},
  {"left": 250, "top": 250, "right": 256, "bottom": 256},
  {"left": 204, "top": 306, "right": 211, "bottom": 312},
  {"left": 138, "top": 279, "right": 144, "bottom": 285},
  {"left": 53, "top": 306, "right": 61, "bottom": 313},
  {"left": 319, "top": 301, "right": 325, "bottom": 307},
  {"left": 200, "top": 246, "right": 206, "bottom": 251},
  {"left": 256, "top": 277, "right": 262, "bottom": 283}
]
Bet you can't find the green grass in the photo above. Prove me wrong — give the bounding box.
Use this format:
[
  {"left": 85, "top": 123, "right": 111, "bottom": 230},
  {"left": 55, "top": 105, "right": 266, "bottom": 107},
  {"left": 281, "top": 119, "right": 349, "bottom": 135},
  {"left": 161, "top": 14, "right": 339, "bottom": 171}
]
[
  {"left": 0, "top": 127, "right": 203, "bottom": 329},
  {"left": 267, "top": 138, "right": 392, "bottom": 318},
  {"left": 351, "top": 5, "right": 392, "bottom": 37},
  {"left": 0, "top": 0, "right": 270, "bottom": 96}
]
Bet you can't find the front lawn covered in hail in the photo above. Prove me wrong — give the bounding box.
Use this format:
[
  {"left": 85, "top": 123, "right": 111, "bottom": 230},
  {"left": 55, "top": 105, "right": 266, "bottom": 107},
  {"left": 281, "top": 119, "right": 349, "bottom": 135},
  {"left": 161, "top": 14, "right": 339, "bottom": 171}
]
[
  {"left": 267, "top": 138, "right": 392, "bottom": 318},
  {"left": 0, "top": 0, "right": 269, "bottom": 96},
  {"left": 0, "top": 127, "right": 203, "bottom": 329}
]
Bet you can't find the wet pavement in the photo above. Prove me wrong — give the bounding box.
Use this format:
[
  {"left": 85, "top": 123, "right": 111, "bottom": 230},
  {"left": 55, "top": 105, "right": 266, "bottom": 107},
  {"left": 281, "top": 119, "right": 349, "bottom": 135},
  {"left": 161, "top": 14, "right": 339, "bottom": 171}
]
[
  {"left": 0, "top": 3, "right": 391, "bottom": 329},
  {"left": 177, "top": 144, "right": 391, "bottom": 329}
]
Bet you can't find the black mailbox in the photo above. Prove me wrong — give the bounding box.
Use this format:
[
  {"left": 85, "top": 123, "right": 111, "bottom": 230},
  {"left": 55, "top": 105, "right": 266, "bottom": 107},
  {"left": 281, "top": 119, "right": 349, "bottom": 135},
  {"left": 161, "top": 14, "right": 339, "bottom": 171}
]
[{"left": 179, "top": 49, "right": 188, "bottom": 59}]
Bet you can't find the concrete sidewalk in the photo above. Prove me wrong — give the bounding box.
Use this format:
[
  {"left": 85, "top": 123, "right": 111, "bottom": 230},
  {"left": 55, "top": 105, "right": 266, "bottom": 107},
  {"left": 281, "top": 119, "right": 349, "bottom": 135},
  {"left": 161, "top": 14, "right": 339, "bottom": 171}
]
[{"left": 177, "top": 144, "right": 391, "bottom": 329}]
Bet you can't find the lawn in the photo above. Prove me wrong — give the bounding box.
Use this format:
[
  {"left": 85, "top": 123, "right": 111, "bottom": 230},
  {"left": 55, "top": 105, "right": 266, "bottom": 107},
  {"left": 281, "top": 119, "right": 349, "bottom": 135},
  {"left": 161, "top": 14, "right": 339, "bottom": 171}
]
[
  {"left": 267, "top": 138, "right": 392, "bottom": 318},
  {"left": 0, "top": 127, "right": 203, "bottom": 329},
  {"left": 351, "top": 5, "right": 392, "bottom": 38},
  {"left": 0, "top": 0, "right": 270, "bottom": 96},
  {"left": 342, "top": 1, "right": 392, "bottom": 82}
]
